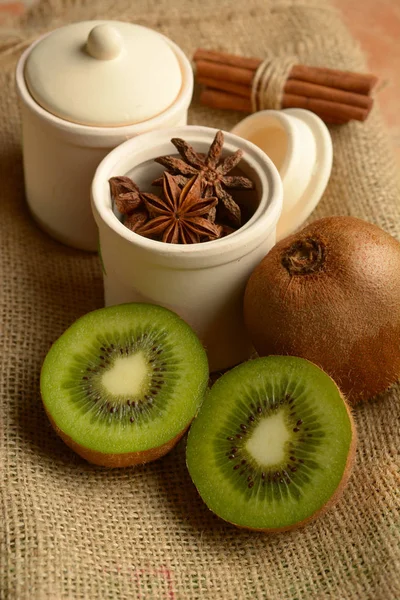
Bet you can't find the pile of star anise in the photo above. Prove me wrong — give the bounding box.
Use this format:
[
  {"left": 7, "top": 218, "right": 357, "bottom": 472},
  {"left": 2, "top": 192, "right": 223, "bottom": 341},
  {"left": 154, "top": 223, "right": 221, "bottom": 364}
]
[{"left": 109, "top": 130, "right": 255, "bottom": 244}]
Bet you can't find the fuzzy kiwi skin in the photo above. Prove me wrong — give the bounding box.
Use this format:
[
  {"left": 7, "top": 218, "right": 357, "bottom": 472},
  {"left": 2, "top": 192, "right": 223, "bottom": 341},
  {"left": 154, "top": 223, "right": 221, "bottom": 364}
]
[
  {"left": 244, "top": 216, "right": 400, "bottom": 404},
  {"left": 46, "top": 410, "right": 188, "bottom": 468}
]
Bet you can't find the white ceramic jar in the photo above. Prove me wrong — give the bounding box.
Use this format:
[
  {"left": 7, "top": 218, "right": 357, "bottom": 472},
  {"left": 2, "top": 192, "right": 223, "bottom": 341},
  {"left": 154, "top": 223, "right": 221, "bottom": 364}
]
[
  {"left": 91, "top": 126, "right": 283, "bottom": 371},
  {"left": 16, "top": 20, "right": 193, "bottom": 251}
]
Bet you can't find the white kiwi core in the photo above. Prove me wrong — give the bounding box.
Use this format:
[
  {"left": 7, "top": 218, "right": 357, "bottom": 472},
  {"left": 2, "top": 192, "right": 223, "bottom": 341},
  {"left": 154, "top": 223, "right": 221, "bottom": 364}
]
[
  {"left": 100, "top": 352, "right": 149, "bottom": 397},
  {"left": 245, "top": 411, "right": 291, "bottom": 466}
]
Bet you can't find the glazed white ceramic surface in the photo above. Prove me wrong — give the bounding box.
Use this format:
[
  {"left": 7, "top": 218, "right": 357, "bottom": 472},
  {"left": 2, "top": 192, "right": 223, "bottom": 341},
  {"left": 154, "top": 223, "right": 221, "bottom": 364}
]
[
  {"left": 91, "top": 126, "right": 283, "bottom": 371},
  {"left": 232, "top": 108, "right": 332, "bottom": 241},
  {"left": 16, "top": 23, "right": 193, "bottom": 251},
  {"left": 25, "top": 21, "right": 183, "bottom": 126}
]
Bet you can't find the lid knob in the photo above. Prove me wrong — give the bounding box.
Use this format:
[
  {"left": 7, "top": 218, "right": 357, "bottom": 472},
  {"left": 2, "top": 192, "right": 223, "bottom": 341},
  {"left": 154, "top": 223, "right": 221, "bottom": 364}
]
[{"left": 86, "top": 24, "right": 122, "bottom": 60}]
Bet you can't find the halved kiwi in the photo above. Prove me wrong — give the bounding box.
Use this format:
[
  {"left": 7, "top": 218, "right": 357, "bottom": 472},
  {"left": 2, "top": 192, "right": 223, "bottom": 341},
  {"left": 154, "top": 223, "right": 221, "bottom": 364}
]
[
  {"left": 41, "top": 303, "right": 209, "bottom": 467},
  {"left": 186, "top": 356, "right": 356, "bottom": 531}
]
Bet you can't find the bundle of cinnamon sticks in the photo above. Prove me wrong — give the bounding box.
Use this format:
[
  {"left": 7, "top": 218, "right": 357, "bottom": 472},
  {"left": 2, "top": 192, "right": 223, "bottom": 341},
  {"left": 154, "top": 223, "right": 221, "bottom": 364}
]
[{"left": 194, "top": 49, "right": 378, "bottom": 124}]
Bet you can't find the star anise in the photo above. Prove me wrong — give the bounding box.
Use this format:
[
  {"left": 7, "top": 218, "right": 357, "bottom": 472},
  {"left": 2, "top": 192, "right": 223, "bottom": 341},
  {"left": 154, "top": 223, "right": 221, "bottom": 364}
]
[
  {"left": 152, "top": 130, "right": 254, "bottom": 228},
  {"left": 109, "top": 176, "right": 157, "bottom": 233},
  {"left": 137, "top": 173, "right": 221, "bottom": 244},
  {"left": 109, "top": 176, "right": 146, "bottom": 215}
]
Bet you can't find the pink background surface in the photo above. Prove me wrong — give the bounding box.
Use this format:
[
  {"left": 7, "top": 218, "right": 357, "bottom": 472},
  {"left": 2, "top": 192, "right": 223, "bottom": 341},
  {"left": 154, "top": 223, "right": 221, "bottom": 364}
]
[{"left": 334, "top": 0, "right": 400, "bottom": 163}]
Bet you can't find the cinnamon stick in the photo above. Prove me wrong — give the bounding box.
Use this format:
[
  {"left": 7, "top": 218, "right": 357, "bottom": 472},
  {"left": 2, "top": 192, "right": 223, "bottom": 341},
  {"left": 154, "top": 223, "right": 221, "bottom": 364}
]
[
  {"left": 197, "top": 75, "right": 250, "bottom": 99},
  {"left": 200, "top": 88, "right": 369, "bottom": 123},
  {"left": 194, "top": 49, "right": 378, "bottom": 95},
  {"left": 200, "top": 89, "right": 252, "bottom": 113},
  {"left": 289, "top": 65, "right": 377, "bottom": 96},
  {"left": 194, "top": 48, "right": 261, "bottom": 71},
  {"left": 196, "top": 60, "right": 254, "bottom": 86},
  {"left": 284, "top": 80, "right": 373, "bottom": 110},
  {"left": 281, "top": 93, "right": 369, "bottom": 121}
]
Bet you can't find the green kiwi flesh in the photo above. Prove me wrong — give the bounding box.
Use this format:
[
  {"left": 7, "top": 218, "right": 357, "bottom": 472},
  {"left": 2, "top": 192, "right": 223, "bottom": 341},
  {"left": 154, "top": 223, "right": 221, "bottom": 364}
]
[
  {"left": 186, "top": 356, "right": 356, "bottom": 531},
  {"left": 41, "top": 303, "right": 209, "bottom": 466}
]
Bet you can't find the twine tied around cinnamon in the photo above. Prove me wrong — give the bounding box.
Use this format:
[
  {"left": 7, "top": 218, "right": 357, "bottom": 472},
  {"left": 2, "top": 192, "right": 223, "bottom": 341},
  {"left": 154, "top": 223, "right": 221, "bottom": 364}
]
[{"left": 251, "top": 55, "right": 298, "bottom": 112}]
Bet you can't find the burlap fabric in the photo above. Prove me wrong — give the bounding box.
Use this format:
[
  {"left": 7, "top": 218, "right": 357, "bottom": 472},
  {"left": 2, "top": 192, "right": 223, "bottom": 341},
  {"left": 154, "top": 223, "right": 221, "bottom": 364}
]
[{"left": 1, "top": 1, "right": 399, "bottom": 598}]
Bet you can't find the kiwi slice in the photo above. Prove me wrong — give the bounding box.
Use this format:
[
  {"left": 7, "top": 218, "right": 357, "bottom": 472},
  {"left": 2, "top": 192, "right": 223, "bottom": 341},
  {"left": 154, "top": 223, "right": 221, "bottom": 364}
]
[
  {"left": 41, "top": 303, "right": 209, "bottom": 467},
  {"left": 186, "top": 356, "right": 356, "bottom": 531}
]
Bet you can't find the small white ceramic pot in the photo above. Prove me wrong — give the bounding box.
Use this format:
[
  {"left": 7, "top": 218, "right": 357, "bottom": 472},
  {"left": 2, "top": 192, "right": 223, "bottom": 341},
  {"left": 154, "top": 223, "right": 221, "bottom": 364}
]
[
  {"left": 16, "top": 21, "right": 193, "bottom": 251},
  {"left": 232, "top": 108, "right": 332, "bottom": 241},
  {"left": 91, "top": 126, "right": 283, "bottom": 371}
]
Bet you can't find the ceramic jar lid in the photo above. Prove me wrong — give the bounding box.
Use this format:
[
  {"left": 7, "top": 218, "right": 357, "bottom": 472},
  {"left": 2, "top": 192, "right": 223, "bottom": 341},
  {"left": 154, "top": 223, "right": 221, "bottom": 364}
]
[
  {"left": 231, "top": 109, "right": 333, "bottom": 241},
  {"left": 24, "top": 20, "right": 183, "bottom": 127}
]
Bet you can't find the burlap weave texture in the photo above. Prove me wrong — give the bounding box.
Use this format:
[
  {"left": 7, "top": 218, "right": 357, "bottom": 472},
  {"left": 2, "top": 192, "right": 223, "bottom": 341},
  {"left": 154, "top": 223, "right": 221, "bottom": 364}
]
[{"left": 0, "top": 1, "right": 399, "bottom": 598}]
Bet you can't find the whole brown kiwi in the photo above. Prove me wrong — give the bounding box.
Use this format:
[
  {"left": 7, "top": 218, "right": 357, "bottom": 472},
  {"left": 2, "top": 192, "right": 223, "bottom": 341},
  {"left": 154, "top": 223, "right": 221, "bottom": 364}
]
[{"left": 243, "top": 216, "right": 400, "bottom": 404}]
